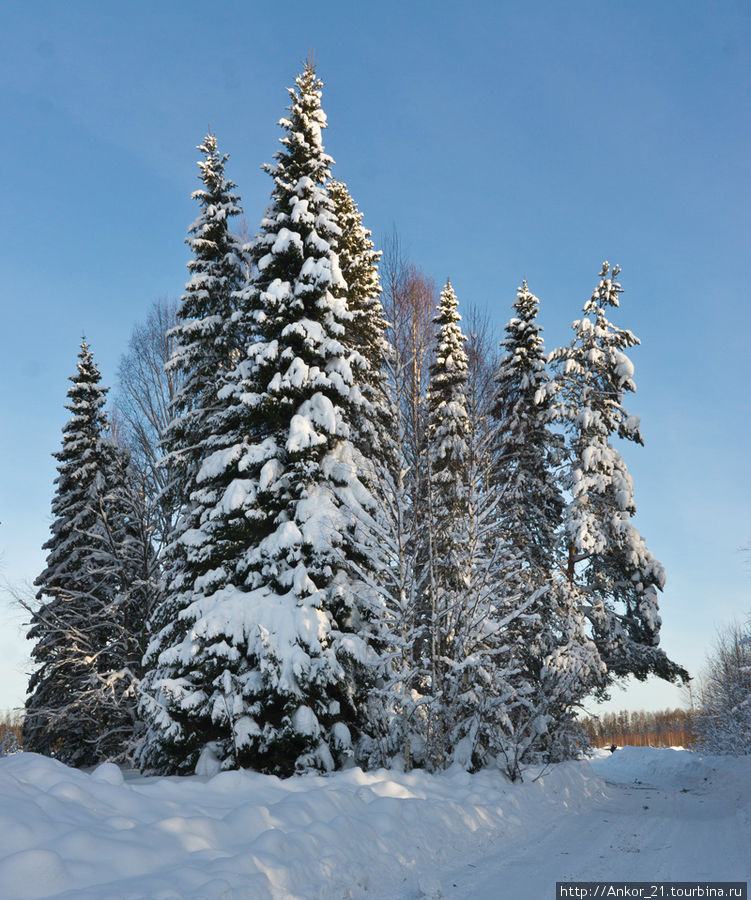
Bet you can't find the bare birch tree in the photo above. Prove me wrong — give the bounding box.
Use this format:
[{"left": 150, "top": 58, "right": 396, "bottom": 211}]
[{"left": 113, "top": 298, "right": 181, "bottom": 548}]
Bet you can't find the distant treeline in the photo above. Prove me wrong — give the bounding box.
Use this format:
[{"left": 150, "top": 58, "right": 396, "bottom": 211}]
[
  {"left": 0, "top": 707, "right": 702, "bottom": 755},
  {"left": 580, "top": 708, "right": 696, "bottom": 749},
  {"left": 0, "top": 711, "right": 22, "bottom": 754}
]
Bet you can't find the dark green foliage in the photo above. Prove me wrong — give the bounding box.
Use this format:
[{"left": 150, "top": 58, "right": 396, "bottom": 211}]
[{"left": 24, "top": 341, "right": 153, "bottom": 765}]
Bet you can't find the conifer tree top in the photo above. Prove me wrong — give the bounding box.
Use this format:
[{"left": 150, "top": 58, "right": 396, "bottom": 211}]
[
  {"left": 35, "top": 338, "right": 111, "bottom": 602},
  {"left": 248, "top": 59, "right": 346, "bottom": 330},
  {"left": 492, "top": 281, "right": 563, "bottom": 575},
  {"left": 181, "top": 132, "right": 244, "bottom": 321},
  {"left": 430, "top": 280, "right": 468, "bottom": 384},
  {"left": 55, "top": 338, "right": 109, "bottom": 475},
  {"left": 500, "top": 281, "right": 547, "bottom": 375},
  {"left": 65, "top": 337, "right": 108, "bottom": 409},
  {"left": 555, "top": 261, "right": 642, "bottom": 445},
  {"left": 164, "top": 130, "right": 246, "bottom": 471},
  {"left": 193, "top": 133, "right": 239, "bottom": 201},
  {"left": 269, "top": 61, "right": 333, "bottom": 186},
  {"left": 328, "top": 180, "right": 382, "bottom": 309},
  {"left": 428, "top": 279, "right": 470, "bottom": 481}
]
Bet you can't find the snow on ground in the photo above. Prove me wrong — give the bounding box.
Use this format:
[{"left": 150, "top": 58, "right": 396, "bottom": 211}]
[
  {"left": 0, "top": 748, "right": 748, "bottom": 900},
  {"left": 443, "top": 747, "right": 751, "bottom": 898}
]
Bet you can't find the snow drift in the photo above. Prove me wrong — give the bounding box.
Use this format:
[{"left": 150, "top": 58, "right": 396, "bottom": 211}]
[
  {"left": 1, "top": 748, "right": 749, "bottom": 899},
  {"left": 0, "top": 753, "right": 603, "bottom": 899}
]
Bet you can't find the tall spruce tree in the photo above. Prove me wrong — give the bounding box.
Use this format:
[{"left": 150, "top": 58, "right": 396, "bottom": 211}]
[
  {"left": 551, "top": 263, "right": 686, "bottom": 685},
  {"left": 490, "top": 282, "right": 562, "bottom": 772},
  {"left": 327, "top": 179, "right": 390, "bottom": 459},
  {"left": 426, "top": 281, "right": 471, "bottom": 590},
  {"left": 325, "top": 180, "right": 405, "bottom": 765},
  {"left": 474, "top": 283, "right": 605, "bottom": 778},
  {"left": 422, "top": 280, "right": 475, "bottom": 767},
  {"left": 161, "top": 132, "right": 246, "bottom": 522},
  {"left": 136, "top": 134, "right": 247, "bottom": 771},
  {"left": 418, "top": 282, "right": 534, "bottom": 773},
  {"left": 24, "top": 341, "right": 152, "bottom": 765},
  {"left": 138, "top": 63, "right": 380, "bottom": 776},
  {"left": 492, "top": 282, "right": 564, "bottom": 574}
]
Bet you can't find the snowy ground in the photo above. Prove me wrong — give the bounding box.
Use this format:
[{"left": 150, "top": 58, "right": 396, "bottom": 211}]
[{"left": 0, "top": 748, "right": 748, "bottom": 899}]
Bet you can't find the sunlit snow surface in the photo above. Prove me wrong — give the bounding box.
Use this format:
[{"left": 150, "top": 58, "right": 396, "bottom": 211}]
[{"left": 0, "top": 749, "right": 749, "bottom": 899}]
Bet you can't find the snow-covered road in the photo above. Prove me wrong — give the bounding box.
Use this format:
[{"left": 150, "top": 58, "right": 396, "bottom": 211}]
[
  {"left": 0, "top": 748, "right": 748, "bottom": 899},
  {"left": 439, "top": 749, "right": 751, "bottom": 898}
]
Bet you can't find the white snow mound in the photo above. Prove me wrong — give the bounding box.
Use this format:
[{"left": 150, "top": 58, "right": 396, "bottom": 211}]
[
  {"left": 589, "top": 745, "right": 720, "bottom": 789},
  {"left": 0, "top": 753, "right": 603, "bottom": 899},
  {"left": 2, "top": 749, "right": 749, "bottom": 899}
]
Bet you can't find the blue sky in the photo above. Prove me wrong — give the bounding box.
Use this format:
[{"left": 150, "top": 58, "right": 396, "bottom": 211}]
[{"left": 1, "top": 1, "right": 749, "bottom": 716}]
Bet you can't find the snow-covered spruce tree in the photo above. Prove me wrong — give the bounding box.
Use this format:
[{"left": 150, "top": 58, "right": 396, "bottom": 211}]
[
  {"left": 421, "top": 280, "right": 474, "bottom": 767},
  {"left": 327, "top": 180, "right": 390, "bottom": 460},
  {"left": 24, "top": 341, "right": 153, "bottom": 765},
  {"left": 325, "top": 180, "right": 414, "bottom": 766},
  {"left": 416, "top": 281, "right": 534, "bottom": 774},
  {"left": 492, "top": 283, "right": 564, "bottom": 573},
  {"left": 550, "top": 263, "right": 687, "bottom": 685},
  {"left": 138, "top": 63, "right": 380, "bottom": 776},
  {"left": 161, "top": 132, "right": 246, "bottom": 519},
  {"left": 445, "top": 305, "right": 515, "bottom": 772},
  {"left": 426, "top": 280, "right": 470, "bottom": 591},
  {"left": 136, "top": 134, "right": 247, "bottom": 771},
  {"left": 488, "top": 282, "right": 603, "bottom": 775}
]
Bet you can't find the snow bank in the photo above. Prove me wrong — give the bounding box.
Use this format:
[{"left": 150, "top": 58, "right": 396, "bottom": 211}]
[
  {"left": 0, "top": 753, "right": 607, "bottom": 900},
  {"left": 590, "top": 745, "right": 722, "bottom": 788},
  {"left": 5, "top": 749, "right": 747, "bottom": 899}
]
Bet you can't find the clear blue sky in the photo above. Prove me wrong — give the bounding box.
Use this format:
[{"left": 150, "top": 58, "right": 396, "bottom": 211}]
[{"left": 1, "top": 1, "right": 749, "bottom": 717}]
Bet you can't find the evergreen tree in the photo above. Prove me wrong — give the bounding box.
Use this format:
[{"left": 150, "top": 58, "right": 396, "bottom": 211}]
[
  {"left": 422, "top": 279, "right": 511, "bottom": 770},
  {"left": 24, "top": 341, "right": 152, "bottom": 765},
  {"left": 551, "top": 263, "right": 687, "bottom": 685},
  {"left": 471, "top": 283, "right": 604, "bottom": 778},
  {"left": 136, "top": 133, "right": 247, "bottom": 771},
  {"left": 138, "top": 63, "right": 379, "bottom": 776},
  {"left": 325, "top": 180, "right": 409, "bottom": 765},
  {"left": 492, "top": 282, "right": 564, "bottom": 573},
  {"left": 327, "top": 179, "right": 389, "bottom": 458},
  {"left": 423, "top": 281, "right": 471, "bottom": 765},
  {"left": 426, "top": 280, "right": 471, "bottom": 590},
  {"left": 162, "top": 132, "right": 246, "bottom": 514}
]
